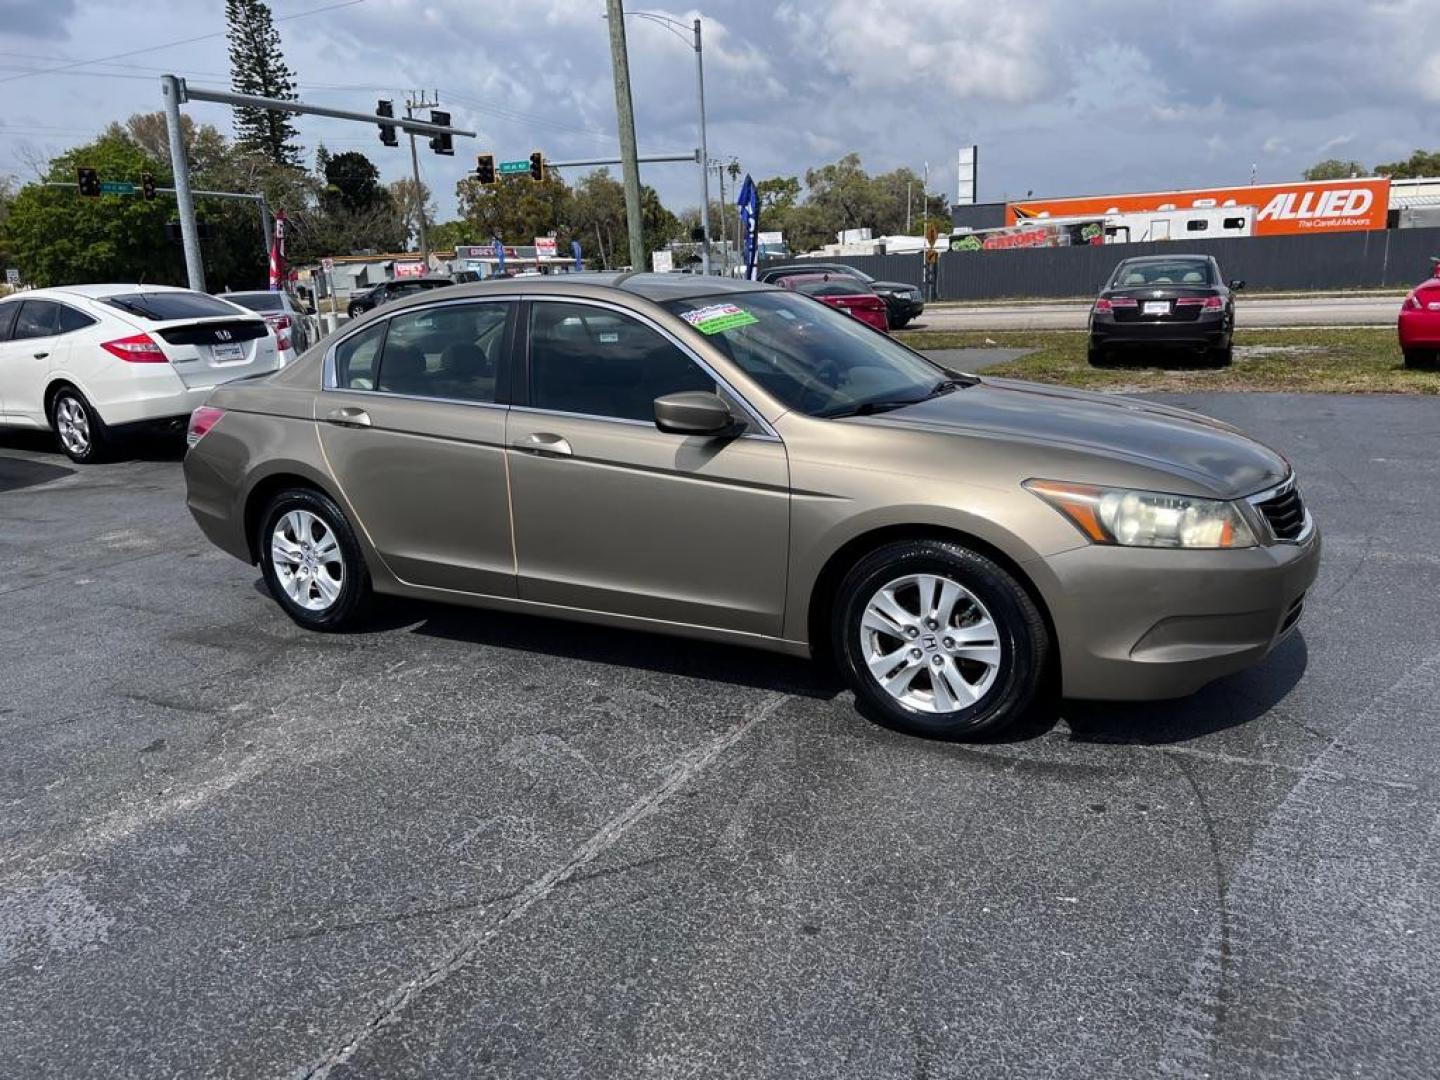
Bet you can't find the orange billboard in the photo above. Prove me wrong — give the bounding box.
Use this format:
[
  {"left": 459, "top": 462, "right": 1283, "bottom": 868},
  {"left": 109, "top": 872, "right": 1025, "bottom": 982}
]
[{"left": 1007, "top": 177, "right": 1391, "bottom": 236}]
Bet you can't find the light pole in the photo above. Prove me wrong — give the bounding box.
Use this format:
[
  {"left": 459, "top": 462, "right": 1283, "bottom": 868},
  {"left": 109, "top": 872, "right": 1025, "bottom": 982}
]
[
  {"left": 605, "top": 0, "right": 645, "bottom": 271},
  {"left": 627, "top": 10, "right": 712, "bottom": 275}
]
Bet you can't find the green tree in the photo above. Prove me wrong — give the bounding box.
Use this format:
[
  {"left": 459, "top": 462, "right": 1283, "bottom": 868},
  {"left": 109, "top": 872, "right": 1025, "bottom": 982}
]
[
  {"left": 1375, "top": 149, "right": 1440, "bottom": 179},
  {"left": 321, "top": 150, "right": 388, "bottom": 214},
  {"left": 457, "top": 172, "right": 570, "bottom": 248},
  {"left": 5, "top": 133, "right": 183, "bottom": 286},
  {"left": 388, "top": 177, "right": 435, "bottom": 251},
  {"left": 804, "top": 153, "right": 885, "bottom": 238},
  {"left": 225, "top": 0, "right": 302, "bottom": 168},
  {"left": 1303, "top": 158, "right": 1368, "bottom": 181},
  {"left": 568, "top": 168, "right": 626, "bottom": 268},
  {"left": 428, "top": 219, "right": 480, "bottom": 252}
]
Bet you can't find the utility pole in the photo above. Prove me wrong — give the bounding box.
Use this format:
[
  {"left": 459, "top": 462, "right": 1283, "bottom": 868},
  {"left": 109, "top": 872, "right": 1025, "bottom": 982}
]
[
  {"left": 161, "top": 75, "right": 204, "bottom": 291},
  {"left": 405, "top": 90, "right": 436, "bottom": 265},
  {"left": 906, "top": 180, "right": 912, "bottom": 233},
  {"left": 692, "top": 18, "right": 711, "bottom": 275},
  {"left": 605, "top": 0, "right": 645, "bottom": 271},
  {"left": 713, "top": 161, "right": 728, "bottom": 274}
]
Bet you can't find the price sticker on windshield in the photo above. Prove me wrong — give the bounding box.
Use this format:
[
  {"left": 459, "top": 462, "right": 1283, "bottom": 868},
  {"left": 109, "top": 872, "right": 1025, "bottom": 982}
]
[{"left": 680, "top": 303, "right": 758, "bottom": 335}]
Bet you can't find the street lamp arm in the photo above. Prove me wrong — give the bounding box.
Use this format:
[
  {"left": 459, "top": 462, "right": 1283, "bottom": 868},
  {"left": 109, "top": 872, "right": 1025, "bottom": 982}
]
[{"left": 629, "top": 10, "right": 695, "bottom": 46}]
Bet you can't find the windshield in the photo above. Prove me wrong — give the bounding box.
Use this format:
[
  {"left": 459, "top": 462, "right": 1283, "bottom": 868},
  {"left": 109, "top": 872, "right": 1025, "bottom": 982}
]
[
  {"left": 227, "top": 293, "right": 283, "bottom": 312},
  {"left": 102, "top": 291, "right": 245, "bottom": 321},
  {"left": 661, "top": 290, "right": 952, "bottom": 418},
  {"left": 1110, "top": 260, "right": 1213, "bottom": 288}
]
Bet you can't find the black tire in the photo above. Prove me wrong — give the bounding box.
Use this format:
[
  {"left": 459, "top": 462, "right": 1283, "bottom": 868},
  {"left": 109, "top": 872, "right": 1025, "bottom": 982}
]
[
  {"left": 892, "top": 316, "right": 913, "bottom": 330},
  {"left": 833, "top": 539, "right": 1049, "bottom": 739},
  {"left": 258, "top": 488, "right": 372, "bottom": 632},
  {"left": 1087, "top": 341, "right": 1111, "bottom": 367},
  {"left": 1205, "top": 345, "right": 1233, "bottom": 368},
  {"left": 1403, "top": 347, "right": 1438, "bottom": 369},
  {"left": 49, "top": 386, "right": 113, "bottom": 464}
]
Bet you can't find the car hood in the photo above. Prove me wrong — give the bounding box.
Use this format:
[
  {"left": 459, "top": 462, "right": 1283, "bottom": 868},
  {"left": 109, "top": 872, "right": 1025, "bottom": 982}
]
[
  {"left": 871, "top": 280, "right": 919, "bottom": 293},
  {"left": 863, "top": 377, "right": 1289, "bottom": 498}
]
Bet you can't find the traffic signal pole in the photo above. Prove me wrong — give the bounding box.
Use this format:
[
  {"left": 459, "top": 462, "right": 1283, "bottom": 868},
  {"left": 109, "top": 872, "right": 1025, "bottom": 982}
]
[
  {"left": 160, "top": 75, "right": 475, "bottom": 291},
  {"left": 404, "top": 92, "right": 438, "bottom": 266},
  {"left": 162, "top": 74, "right": 205, "bottom": 291}
]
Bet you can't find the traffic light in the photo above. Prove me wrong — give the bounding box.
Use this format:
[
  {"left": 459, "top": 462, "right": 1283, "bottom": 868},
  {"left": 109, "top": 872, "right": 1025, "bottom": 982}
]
[
  {"left": 529, "top": 151, "right": 544, "bottom": 183},
  {"left": 141, "top": 172, "right": 156, "bottom": 200},
  {"left": 429, "top": 109, "right": 453, "bottom": 156},
  {"left": 376, "top": 99, "right": 398, "bottom": 147},
  {"left": 475, "top": 153, "right": 496, "bottom": 186},
  {"left": 76, "top": 166, "right": 100, "bottom": 197}
]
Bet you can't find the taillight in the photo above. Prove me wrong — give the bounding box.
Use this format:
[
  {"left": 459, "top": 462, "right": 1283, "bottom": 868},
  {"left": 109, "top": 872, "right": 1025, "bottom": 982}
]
[
  {"left": 1408, "top": 293, "right": 1422, "bottom": 310},
  {"left": 266, "top": 314, "right": 292, "bottom": 331},
  {"left": 187, "top": 405, "right": 225, "bottom": 447},
  {"left": 1176, "top": 296, "right": 1225, "bottom": 310},
  {"left": 277, "top": 332, "right": 292, "bottom": 352},
  {"left": 101, "top": 332, "right": 167, "bottom": 363},
  {"left": 1094, "top": 298, "right": 1112, "bottom": 313}
]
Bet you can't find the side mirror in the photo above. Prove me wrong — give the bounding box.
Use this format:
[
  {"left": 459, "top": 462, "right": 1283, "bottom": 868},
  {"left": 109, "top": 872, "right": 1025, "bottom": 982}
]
[
  {"left": 654, "top": 391, "right": 737, "bottom": 436},
  {"left": 1229, "top": 279, "right": 1245, "bottom": 291}
]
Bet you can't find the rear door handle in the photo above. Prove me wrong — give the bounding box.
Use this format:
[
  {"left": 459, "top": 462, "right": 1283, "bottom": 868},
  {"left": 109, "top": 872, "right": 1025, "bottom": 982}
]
[
  {"left": 323, "top": 406, "right": 371, "bottom": 428},
  {"left": 516, "top": 432, "right": 572, "bottom": 457},
  {"left": 32, "top": 351, "right": 48, "bottom": 359}
]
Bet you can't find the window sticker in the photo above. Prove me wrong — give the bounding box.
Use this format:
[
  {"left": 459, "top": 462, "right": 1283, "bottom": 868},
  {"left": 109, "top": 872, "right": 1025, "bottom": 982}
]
[
  {"left": 679, "top": 302, "right": 759, "bottom": 335},
  {"left": 598, "top": 331, "right": 619, "bottom": 343}
]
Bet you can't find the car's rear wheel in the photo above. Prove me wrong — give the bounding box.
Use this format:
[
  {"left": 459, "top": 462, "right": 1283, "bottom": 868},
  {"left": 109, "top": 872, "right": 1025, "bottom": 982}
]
[
  {"left": 50, "top": 387, "right": 112, "bottom": 464},
  {"left": 1403, "top": 347, "right": 1438, "bottom": 369},
  {"left": 259, "top": 488, "right": 371, "bottom": 631},
  {"left": 1087, "top": 341, "right": 1112, "bottom": 367},
  {"left": 833, "top": 539, "right": 1049, "bottom": 739}
]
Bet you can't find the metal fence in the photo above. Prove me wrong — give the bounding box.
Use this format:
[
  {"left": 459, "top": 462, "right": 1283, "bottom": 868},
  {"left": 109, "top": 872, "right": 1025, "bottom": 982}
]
[{"left": 777, "top": 227, "right": 1440, "bottom": 301}]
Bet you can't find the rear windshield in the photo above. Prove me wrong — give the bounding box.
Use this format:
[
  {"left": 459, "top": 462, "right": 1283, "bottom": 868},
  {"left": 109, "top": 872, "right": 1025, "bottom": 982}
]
[
  {"left": 1110, "top": 260, "right": 1214, "bottom": 288},
  {"left": 102, "top": 291, "right": 244, "bottom": 321},
  {"left": 227, "top": 293, "right": 283, "bottom": 312}
]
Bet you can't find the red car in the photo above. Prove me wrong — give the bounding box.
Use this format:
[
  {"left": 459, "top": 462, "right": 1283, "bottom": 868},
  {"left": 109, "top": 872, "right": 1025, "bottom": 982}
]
[
  {"left": 774, "top": 273, "right": 890, "bottom": 333},
  {"left": 1399, "top": 268, "right": 1440, "bottom": 368}
]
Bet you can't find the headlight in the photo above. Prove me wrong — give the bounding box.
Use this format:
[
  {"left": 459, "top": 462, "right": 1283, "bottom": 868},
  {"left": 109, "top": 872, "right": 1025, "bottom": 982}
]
[{"left": 1025, "top": 479, "right": 1257, "bottom": 549}]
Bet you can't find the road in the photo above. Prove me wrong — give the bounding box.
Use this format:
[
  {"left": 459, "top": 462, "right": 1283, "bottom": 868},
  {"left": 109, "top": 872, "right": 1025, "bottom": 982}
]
[
  {"left": 2, "top": 394, "right": 1438, "bottom": 1078},
  {"left": 917, "top": 293, "right": 1401, "bottom": 332}
]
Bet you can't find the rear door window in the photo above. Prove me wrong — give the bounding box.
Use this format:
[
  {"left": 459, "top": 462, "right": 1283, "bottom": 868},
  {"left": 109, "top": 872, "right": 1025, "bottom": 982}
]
[
  {"left": 55, "top": 304, "right": 97, "bottom": 335},
  {"left": 0, "top": 302, "right": 20, "bottom": 341},
  {"left": 12, "top": 301, "right": 60, "bottom": 340},
  {"left": 374, "top": 303, "right": 509, "bottom": 403}
]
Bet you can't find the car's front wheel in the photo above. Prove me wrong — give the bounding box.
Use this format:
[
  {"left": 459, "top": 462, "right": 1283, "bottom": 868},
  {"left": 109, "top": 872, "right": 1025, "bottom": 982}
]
[
  {"left": 258, "top": 488, "right": 372, "bottom": 631},
  {"left": 50, "top": 387, "right": 112, "bottom": 464},
  {"left": 833, "top": 539, "right": 1049, "bottom": 738}
]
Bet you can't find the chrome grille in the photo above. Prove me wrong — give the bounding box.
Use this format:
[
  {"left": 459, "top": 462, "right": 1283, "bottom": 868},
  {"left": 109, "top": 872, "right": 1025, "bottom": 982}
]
[{"left": 1256, "top": 485, "right": 1306, "bottom": 541}]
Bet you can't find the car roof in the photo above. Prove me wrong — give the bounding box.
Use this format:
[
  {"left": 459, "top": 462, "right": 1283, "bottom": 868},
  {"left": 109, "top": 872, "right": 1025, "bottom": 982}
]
[
  {"left": 1114, "top": 254, "right": 1214, "bottom": 265},
  {"left": 428, "top": 272, "right": 780, "bottom": 305},
  {"left": 5, "top": 283, "right": 195, "bottom": 300}
]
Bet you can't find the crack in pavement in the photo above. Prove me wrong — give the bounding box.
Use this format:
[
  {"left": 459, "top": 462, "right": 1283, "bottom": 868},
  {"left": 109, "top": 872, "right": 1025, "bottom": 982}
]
[{"left": 292, "top": 690, "right": 792, "bottom": 1080}]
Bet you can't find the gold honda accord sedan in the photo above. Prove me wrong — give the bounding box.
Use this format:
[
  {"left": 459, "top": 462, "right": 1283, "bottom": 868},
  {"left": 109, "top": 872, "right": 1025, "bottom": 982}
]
[{"left": 184, "top": 274, "right": 1319, "bottom": 738}]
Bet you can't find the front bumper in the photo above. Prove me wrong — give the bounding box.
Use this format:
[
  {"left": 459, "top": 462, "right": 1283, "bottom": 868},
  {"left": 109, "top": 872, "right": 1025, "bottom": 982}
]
[
  {"left": 882, "top": 294, "right": 925, "bottom": 325},
  {"left": 1032, "top": 523, "right": 1321, "bottom": 700}
]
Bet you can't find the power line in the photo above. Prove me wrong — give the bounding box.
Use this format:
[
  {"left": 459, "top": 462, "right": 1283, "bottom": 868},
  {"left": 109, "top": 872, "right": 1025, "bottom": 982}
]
[{"left": 0, "top": 0, "right": 370, "bottom": 86}]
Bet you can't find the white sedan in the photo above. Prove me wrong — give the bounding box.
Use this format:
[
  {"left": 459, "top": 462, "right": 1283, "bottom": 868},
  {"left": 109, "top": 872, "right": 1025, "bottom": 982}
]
[{"left": 0, "top": 284, "right": 280, "bottom": 462}]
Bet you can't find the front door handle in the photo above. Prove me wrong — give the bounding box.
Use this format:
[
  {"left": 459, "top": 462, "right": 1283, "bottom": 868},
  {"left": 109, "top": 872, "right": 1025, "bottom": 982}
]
[
  {"left": 516, "top": 432, "right": 572, "bottom": 457},
  {"left": 323, "top": 406, "right": 371, "bottom": 428},
  {"left": 32, "top": 351, "right": 48, "bottom": 359}
]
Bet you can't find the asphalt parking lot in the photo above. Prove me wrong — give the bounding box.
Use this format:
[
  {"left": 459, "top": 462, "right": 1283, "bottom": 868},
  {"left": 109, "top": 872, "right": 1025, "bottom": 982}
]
[{"left": 3, "top": 392, "right": 1439, "bottom": 1079}]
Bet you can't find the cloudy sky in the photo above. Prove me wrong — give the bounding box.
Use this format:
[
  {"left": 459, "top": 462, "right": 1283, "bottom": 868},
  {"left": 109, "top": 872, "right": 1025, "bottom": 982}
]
[{"left": 2, "top": 0, "right": 1438, "bottom": 221}]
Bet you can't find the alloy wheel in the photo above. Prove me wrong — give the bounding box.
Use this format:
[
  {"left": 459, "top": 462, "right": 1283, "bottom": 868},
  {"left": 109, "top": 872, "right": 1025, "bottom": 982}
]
[
  {"left": 858, "top": 573, "right": 1002, "bottom": 713},
  {"left": 55, "top": 396, "right": 91, "bottom": 457},
  {"left": 271, "top": 510, "right": 344, "bottom": 612}
]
